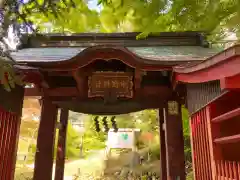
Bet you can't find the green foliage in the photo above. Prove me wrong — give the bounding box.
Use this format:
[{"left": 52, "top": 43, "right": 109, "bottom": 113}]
[
  {"left": 49, "top": 122, "right": 82, "bottom": 159},
  {"left": 0, "top": 60, "right": 23, "bottom": 91},
  {"left": 19, "top": 119, "right": 82, "bottom": 159},
  {"left": 148, "top": 143, "right": 160, "bottom": 161},
  {"left": 182, "top": 106, "right": 192, "bottom": 163},
  {"left": 3, "top": 0, "right": 239, "bottom": 41},
  {"left": 133, "top": 110, "right": 159, "bottom": 133},
  {"left": 24, "top": 0, "right": 240, "bottom": 42},
  {"left": 98, "top": 0, "right": 240, "bottom": 41},
  {"left": 65, "top": 123, "right": 82, "bottom": 158},
  {"left": 24, "top": 0, "right": 100, "bottom": 33},
  {"left": 82, "top": 116, "right": 107, "bottom": 150}
]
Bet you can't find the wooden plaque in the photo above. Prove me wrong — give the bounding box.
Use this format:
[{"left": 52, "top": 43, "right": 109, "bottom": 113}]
[
  {"left": 167, "top": 101, "right": 179, "bottom": 115},
  {"left": 88, "top": 72, "right": 133, "bottom": 98}
]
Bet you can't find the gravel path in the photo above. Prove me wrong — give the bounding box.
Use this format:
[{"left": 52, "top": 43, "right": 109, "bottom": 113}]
[
  {"left": 24, "top": 150, "right": 106, "bottom": 180},
  {"left": 53, "top": 150, "right": 106, "bottom": 180}
]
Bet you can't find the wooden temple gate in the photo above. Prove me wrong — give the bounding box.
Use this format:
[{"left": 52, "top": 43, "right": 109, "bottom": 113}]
[{"left": 0, "top": 32, "right": 240, "bottom": 180}]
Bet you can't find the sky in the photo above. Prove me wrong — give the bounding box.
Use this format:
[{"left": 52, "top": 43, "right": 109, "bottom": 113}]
[{"left": 88, "top": 0, "right": 101, "bottom": 12}]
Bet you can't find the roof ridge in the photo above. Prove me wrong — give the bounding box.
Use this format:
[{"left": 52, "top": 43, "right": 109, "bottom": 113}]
[{"left": 18, "top": 31, "right": 209, "bottom": 49}]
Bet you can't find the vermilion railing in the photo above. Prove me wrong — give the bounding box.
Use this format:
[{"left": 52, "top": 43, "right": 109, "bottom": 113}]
[
  {"left": 0, "top": 107, "right": 20, "bottom": 180},
  {"left": 190, "top": 108, "right": 213, "bottom": 180},
  {"left": 216, "top": 160, "right": 240, "bottom": 180}
]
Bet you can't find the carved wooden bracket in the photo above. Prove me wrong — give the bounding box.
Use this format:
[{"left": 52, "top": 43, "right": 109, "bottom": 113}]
[{"left": 72, "top": 69, "right": 85, "bottom": 98}]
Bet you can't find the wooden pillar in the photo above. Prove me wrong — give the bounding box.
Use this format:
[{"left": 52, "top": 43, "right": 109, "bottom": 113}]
[
  {"left": 54, "top": 108, "right": 69, "bottom": 180},
  {"left": 189, "top": 115, "right": 196, "bottom": 180},
  {"left": 165, "top": 101, "right": 185, "bottom": 180},
  {"left": 206, "top": 105, "right": 222, "bottom": 179},
  {"left": 0, "top": 85, "right": 24, "bottom": 180},
  {"left": 159, "top": 108, "right": 167, "bottom": 180},
  {"left": 33, "top": 97, "right": 58, "bottom": 180}
]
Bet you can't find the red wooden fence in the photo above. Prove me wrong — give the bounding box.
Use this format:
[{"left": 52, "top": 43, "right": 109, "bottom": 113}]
[
  {"left": 190, "top": 108, "right": 213, "bottom": 180},
  {"left": 0, "top": 107, "right": 21, "bottom": 180},
  {"left": 216, "top": 160, "right": 240, "bottom": 180}
]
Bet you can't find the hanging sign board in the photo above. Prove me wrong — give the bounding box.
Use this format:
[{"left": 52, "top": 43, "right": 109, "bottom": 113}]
[
  {"left": 107, "top": 130, "right": 135, "bottom": 149},
  {"left": 88, "top": 72, "right": 133, "bottom": 98}
]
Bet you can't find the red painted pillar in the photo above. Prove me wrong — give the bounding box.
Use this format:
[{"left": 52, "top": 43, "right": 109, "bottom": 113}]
[
  {"left": 33, "top": 97, "right": 58, "bottom": 180},
  {"left": 54, "top": 108, "right": 69, "bottom": 180},
  {"left": 0, "top": 86, "right": 24, "bottom": 180},
  {"left": 164, "top": 101, "right": 185, "bottom": 180},
  {"left": 159, "top": 108, "right": 167, "bottom": 180},
  {"left": 0, "top": 111, "right": 21, "bottom": 180}
]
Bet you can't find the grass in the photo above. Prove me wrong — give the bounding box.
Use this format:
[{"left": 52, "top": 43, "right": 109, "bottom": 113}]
[{"left": 186, "top": 171, "right": 194, "bottom": 180}]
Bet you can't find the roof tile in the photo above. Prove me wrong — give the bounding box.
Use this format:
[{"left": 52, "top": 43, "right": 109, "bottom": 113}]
[{"left": 11, "top": 46, "right": 220, "bottom": 63}]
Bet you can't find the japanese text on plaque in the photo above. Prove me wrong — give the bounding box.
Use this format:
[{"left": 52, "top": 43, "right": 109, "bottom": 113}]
[{"left": 94, "top": 79, "right": 128, "bottom": 89}]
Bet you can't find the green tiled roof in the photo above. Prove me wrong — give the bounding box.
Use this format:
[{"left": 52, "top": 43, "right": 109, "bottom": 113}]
[
  {"left": 11, "top": 46, "right": 220, "bottom": 64},
  {"left": 128, "top": 46, "right": 219, "bottom": 61}
]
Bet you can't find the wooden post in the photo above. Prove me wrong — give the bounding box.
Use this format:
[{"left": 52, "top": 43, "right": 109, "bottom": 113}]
[
  {"left": 54, "top": 108, "right": 69, "bottom": 180},
  {"left": 159, "top": 108, "right": 167, "bottom": 180},
  {"left": 0, "top": 86, "right": 24, "bottom": 180},
  {"left": 33, "top": 97, "right": 58, "bottom": 180},
  {"left": 189, "top": 115, "right": 196, "bottom": 180},
  {"left": 206, "top": 105, "right": 222, "bottom": 179},
  {"left": 165, "top": 101, "right": 185, "bottom": 180}
]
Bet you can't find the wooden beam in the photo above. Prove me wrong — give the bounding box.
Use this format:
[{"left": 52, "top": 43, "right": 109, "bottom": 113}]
[
  {"left": 175, "top": 56, "right": 240, "bottom": 83},
  {"left": 47, "top": 71, "right": 72, "bottom": 76},
  {"left": 47, "top": 87, "right": 78, "bottom": 97},
  {"left": 212, "top": 107, "right": 240, "bottom": 123},
  {"left": 214, "top": 134, "right": 240, "bottom": 144},
  {"left": 26, "top": 32, "right": 205, "bottom": 47},
  {"left": 220, "top": 73, "right": 240, "bottom": 90},
  {"left": 33, "top": 97, "right": 58, "bottom": 180},
  {"left": 24, "top": 86, "right": 171, "bottom": 99},
  {"left": 24, "top": 87, "right": 78, "bottom": 97},
  {"left": 24, "top": 88, "right": 42, "bottom": 97},
  {"left": 164, "top": 100, "right": 185, "bottom": 179},
  {"left": 54, "top": 97, "right": 167, "bottom": 115},
  {"left": 55, "top": 108, "right": 69, "bottom": 180}
]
